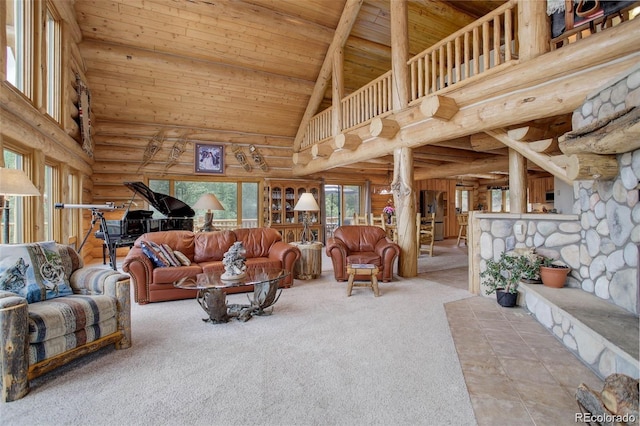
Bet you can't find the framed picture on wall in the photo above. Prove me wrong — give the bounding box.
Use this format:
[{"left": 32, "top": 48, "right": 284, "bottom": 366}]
[{"left": 195, "top": 144, "right": 224, "bottom": 174}]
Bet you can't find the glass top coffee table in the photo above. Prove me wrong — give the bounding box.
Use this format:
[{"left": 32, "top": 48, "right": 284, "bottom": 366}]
[{"left": 175, "top": 268, "right": 289, "bottom": 323}]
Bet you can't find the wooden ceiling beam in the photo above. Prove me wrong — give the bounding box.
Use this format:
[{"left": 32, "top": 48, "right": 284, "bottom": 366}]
[
  {"left": 292, "top": 0, "right": 364, "bottom": 151},
  {"left": 484, "top": 128, "right": 572, "bottom": 185}
]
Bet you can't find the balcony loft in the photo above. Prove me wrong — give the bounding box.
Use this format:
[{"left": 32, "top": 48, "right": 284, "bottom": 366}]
[{"left": 292, "top": 0, "right": 640, "bottom": 185}]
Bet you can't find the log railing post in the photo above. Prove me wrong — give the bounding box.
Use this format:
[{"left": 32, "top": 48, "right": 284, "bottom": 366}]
[{"left": 517, "top": 0, "right": 550, "bottom": 60}]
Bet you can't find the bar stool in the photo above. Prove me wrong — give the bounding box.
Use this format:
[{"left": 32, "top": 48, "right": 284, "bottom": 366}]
[{"left": 456, "top": 213, "right": 468, "bottom": 246}]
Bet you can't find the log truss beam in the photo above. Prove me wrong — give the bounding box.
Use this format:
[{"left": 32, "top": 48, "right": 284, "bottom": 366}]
[{"left": 292, "top": 0, "right": 363, "bottom": 151}]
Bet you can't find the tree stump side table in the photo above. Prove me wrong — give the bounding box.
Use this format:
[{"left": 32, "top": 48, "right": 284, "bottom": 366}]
[
  {"left": 346, "top": 263, "right": 380, "bottom": 297},
  {"left": 291, "top": 241, "right": 323, "bottom": 280}
]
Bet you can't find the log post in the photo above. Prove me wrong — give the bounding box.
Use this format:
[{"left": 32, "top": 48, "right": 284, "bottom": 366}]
[
  {"left": 508, "top": 149, "right": 527, "bottom": 213},
  {"left": 392, "top": 147, "right": 417, "bottom": 278},
  {"left": 517, "top": 0, "right": 550, "bottom": 61},
  {"left": 390, "top": 0, "right": 409, "bottom": 111},
  {"left": 332, "top": 48, "right": 344, "bottom": 137}
]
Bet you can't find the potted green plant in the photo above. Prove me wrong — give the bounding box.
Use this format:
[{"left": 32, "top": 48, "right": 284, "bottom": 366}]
[
  {"left": 539, "top": 257, "right": 570, "bottom": 288},
  {"left": 518, "top": 251, "right": 543, "bottom": 284},
  {"left": 480, "top": 251, "right": 524, "bottom": 307}
]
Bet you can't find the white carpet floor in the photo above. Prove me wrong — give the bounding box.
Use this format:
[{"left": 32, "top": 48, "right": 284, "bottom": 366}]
[{"left": 2, "top": 246, "right": 476, "bottom": 426}]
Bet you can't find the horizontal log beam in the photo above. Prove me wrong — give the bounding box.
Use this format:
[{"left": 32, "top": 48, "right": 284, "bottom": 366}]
[
  {"left": 420, "top": 95, "right": 458, "bottom": 121},
  {"left": 559, "top": 107, "right": 640, "bottom": 155},
  {"left": 567, "top": 153, "right": 619, "bottom": 180},
  {"left": 414, "top": 156, "right": 510, "bottom": 180},
  {"left": 485, "top": 128, "right": 572, "bottom": 185},
  {"left": 334, "top": 133, "right": 362, "bottom": 150},
  {"left": 470, "top": 133, "right": 504, "bottom": 151},
  {"left": 370, "top": 118, "right": 400, "bottom": 139}
]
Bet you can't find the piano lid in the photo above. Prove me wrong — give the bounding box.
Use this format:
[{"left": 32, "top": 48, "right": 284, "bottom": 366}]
[{"left": 124, "top": 182, "right": 195, "bottom": 218}]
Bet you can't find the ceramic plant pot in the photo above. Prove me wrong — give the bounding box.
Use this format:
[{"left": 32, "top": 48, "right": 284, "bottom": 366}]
[{"left": 540, "top": 265, "right": 570, "bottom": 288}]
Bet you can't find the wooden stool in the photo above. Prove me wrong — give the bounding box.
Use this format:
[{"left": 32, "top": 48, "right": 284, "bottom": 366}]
[
  {"left": 346, "top": 263, "right": 380, "bottom": 297},
  {"left": 456, "top": 213, "right": 468, "bottom": 246}
]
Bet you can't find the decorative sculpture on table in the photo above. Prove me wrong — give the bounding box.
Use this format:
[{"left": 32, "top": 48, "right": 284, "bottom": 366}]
[{"left": 221, "top": 242, "right": 247, "bottom": 280}]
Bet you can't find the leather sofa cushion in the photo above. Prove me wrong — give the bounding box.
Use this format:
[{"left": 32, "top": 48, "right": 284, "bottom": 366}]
[
  {"left": 233, "top": 228, "right": 281, "bottom": 258},
  {"left": 153, "top": 265, "right": 202, "bottom": 285},
  {"left": 194, "top": 230, "right": 236, "bottom": 263},
  {"left": 333, "top": 226, "right": 388, "bottom": 252}
]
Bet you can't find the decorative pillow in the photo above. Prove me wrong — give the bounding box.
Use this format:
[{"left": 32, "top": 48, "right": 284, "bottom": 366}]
[
  {"left": 160, "top": 244, "right": 181, "bottom": 267},
  {"left": 0, "top": 241, "right": 74, "bottom": 303},
  {"left": 140, "top": 241, "right": 169, "bottom": 267},
  {"left": 173, "top": 250, "right": 191, "bottom": 266}
]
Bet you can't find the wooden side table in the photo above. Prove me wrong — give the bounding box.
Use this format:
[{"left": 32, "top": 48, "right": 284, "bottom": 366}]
[
  {"left": 291, "top": 242, "right": 323, "bottom": 280},
  {"left": 346, "top": 263, "right": 380, "bottom": 297}
]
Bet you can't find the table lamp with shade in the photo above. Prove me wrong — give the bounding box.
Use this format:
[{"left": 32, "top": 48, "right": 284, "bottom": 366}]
[
  {"left": 193, "top": 193, "right": 224, "bottom": 232},
  {"left": 0, "top": 168, "right": 41, "bottom": 244},
  {"left": 293, "top": 192, "right": 320, "bottom": 244}
]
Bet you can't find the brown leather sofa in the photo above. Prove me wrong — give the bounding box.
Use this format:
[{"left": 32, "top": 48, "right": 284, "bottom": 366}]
[
  {"left": 326, "top": 225, "right": 400, "bottom": 282},
  {"left": 122, "top": 228, "right": 300, "bottom": 304}
]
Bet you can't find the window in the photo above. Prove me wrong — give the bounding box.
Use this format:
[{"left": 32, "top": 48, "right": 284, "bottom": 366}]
[
  {"left": 45, "top": 7, "right": 61, "bottom": 120},
  {"left": 148, "top": 179, "right": 258, "bottom": 229},
  {"left": 43, "top": 164, "right": 60, "bottom": 241},
  {"left": 323, "top": 183, "right": 364, "bottom": 239},
  {"left": 489, "top": 187, "right": 510, "bottom": 212},
  {"left": 5, "top": 0, "right": 33, "bottom": 97},
  {"left": 67, "top": 172, "right": 81, "bottom": 248},
  {"left": 2, "top": 150, "right": 26, "bottom": 243},
  {"left": 455, "top": 189, "right": 470, "bottom": 212}
]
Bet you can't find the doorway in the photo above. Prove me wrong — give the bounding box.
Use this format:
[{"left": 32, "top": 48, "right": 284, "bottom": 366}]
[{"left": 323, "top": 184, "right": 363, "bottom": 241}]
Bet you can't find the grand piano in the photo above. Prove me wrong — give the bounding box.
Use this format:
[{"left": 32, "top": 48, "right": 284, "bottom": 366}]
[{"left": 96, "top": 182, "right": 194, "bottom": 269}]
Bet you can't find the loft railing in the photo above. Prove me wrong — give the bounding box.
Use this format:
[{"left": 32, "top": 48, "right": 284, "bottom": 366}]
[
  {"left": 301, "top": 107, "right": 333, "bottom": 149},
  {"left": 408, "top": 0, "right": 518, "bottom": 103},
  {"left": 341, "top": 70, "right": 393, "bottom": 131}
]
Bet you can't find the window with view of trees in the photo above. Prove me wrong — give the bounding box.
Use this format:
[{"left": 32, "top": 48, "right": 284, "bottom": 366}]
[
  {"left": 149, "top": 179, "right": 259, "bottom": 228},
  {"left": 5, "top": 0, "right": 33, "bottom": 97}
]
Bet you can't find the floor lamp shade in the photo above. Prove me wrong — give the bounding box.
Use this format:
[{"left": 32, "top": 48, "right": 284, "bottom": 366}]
[
  {"left": 0, "top": 168, "right": 41, "bottom": 244},
  {"left": 193, "top": 193, "right": 224, "bottom": 232},
  {"left": 294, "top": 193, "right": 320, "bottom": 244}
]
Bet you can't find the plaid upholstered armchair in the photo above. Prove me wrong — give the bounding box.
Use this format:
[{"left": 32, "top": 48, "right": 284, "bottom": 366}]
[{"left": 0, "top": 242, "right": 131, "bottom": 402}]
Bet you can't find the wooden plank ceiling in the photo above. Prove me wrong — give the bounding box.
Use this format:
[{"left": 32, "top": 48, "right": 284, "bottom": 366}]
[{"left": 75, "top": 0, "right": 545, "bottom": 181}]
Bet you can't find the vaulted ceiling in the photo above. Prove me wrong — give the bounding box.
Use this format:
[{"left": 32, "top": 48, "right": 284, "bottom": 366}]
[{"left": 74, "top": 0, "right": 534, "bottom": 180}]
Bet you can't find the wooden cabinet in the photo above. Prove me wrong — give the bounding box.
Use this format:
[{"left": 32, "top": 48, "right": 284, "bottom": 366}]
[
  {"left": 263, "top": 179, "right": 322, "bottom": 243},
  {"left": 528, "top": 176, "right": 554, "bottom": 205}
]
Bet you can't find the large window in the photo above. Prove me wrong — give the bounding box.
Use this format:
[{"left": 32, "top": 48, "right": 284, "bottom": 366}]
[
  {"left": 2, "top": 150, "right": 26, "bottom": 243},
  {"left": 148, "top": 179, "right": 259, "bottom": 229},
  {"left": 45, "top": 7, "right": 61, "bottom": 120},
  {"left": 5, "top": 0, "right": 33, "bottom": 97},
  {"left": 324, "top": 183, "right": 363, "bottom": 239}
]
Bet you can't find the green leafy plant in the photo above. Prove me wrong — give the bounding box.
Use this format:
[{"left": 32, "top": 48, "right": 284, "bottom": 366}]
[
  {"left": 480, "top": 251, "right": 525, "bottom": 294},
  {"left": 518, "top": 252, "right": 543, "bottom": 281}
]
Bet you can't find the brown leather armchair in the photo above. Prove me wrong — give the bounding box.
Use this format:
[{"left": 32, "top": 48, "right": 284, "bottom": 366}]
[{"left": 326, "top": 225, "right": 400, "bottom": 282}]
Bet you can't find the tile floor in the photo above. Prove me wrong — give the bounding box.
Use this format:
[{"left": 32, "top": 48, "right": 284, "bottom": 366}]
[{"left": 437, "top": 269, "right": 605, "bottom": 425}]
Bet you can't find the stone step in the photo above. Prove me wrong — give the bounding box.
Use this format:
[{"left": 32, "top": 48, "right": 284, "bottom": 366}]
[{"left": 519, "top": 283, "right": 639, "bottom": 380}]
